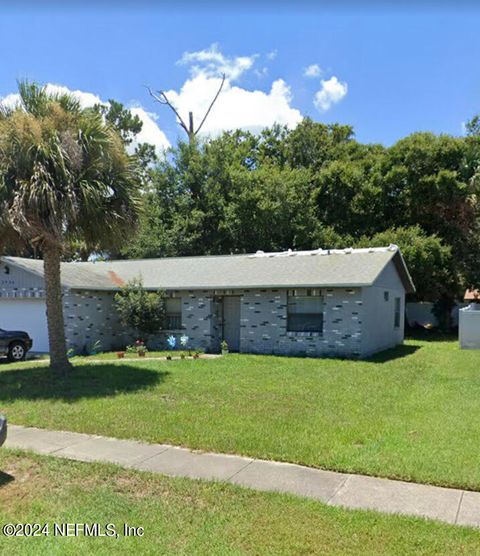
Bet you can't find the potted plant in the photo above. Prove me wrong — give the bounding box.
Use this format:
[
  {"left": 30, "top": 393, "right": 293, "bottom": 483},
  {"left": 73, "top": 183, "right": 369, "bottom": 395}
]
[
  {"left": 116, "top": 351, "right": 125, "bottom": 359},
  {"left": 134, "top": 339, "right": 147, "bottom": 357},
  {"left": 221, "top": 340, "right": 229, "bottom": 356},
  {"left": 126, "top": 344, "right": 136, "bottom": 357},
  {"left": 179, "top": 335, "right": 189, "bottom": 361}
]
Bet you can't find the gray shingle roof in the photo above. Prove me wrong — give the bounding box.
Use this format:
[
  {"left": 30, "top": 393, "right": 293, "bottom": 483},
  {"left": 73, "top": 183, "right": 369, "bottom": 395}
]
[{"left": 2, "top": 247, "right": 415, "bottom": 293}]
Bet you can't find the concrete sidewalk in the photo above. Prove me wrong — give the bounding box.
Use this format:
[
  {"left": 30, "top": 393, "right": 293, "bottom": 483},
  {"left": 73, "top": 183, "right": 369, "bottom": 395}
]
[{"left": 4, "top": 425, "right": 479, "bottom": 528}]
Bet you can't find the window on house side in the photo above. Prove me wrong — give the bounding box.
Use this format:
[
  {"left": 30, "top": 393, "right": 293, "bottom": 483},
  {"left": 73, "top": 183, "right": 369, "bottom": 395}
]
[
  {"left": 165, "top": 298, "right": 182, "bottom": 330},
  {"left": 287, "top": 295, "right": 324, "bottom": 333},
  {"left": 394, "top": 297, "right": 401, "bottom": 328},
  {"left": 384, "top": 291, "right": 389, "bottom": 301}
]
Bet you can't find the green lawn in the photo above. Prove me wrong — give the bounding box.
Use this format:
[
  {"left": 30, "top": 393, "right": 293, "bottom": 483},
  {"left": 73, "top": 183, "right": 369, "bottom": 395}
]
[
  {"left": 0, "top": 450, "right": 479, "bottom": 555},
  {"left": 1, "top": 336, "right": 480, "bottom": 490}
]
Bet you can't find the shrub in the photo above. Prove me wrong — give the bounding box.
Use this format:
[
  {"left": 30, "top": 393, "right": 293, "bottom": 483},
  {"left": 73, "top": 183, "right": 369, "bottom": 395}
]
[{"left": 115, "top": 279, "right": 166, "bottom": 339}]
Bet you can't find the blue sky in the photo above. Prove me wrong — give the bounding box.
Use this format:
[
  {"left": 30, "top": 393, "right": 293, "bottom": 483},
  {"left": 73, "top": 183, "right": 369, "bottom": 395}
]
[{"left": 0, "top": 4, "right": 479, "bottom": 148}]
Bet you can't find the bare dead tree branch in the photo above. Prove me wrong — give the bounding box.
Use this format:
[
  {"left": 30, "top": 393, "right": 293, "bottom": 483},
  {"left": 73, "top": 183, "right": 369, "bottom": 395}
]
[
  {"left": 147, "top": 86, "right": 190, "bottom": 136},
  {"left": 146, "top": 73, "right": 226, "bottom": 143},
  {"left": 195, "top": 73, "right": 226, "bottom": 136}
]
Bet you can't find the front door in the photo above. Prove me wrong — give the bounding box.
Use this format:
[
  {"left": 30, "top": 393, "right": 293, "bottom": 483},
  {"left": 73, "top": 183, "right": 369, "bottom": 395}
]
[{"left": 223, "top": 296, "right": 241, "bottom": 352}]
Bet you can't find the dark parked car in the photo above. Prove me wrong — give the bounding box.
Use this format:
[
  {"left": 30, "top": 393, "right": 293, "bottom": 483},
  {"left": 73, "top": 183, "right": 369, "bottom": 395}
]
[
  {"left": 0, "top": 415, "right": 6, "bottom": 448},
  {"left": 0, "top": 329, "right": 32, "bottom": 362}
]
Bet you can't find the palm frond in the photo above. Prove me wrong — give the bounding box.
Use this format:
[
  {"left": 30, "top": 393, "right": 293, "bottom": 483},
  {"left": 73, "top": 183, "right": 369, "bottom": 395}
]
[
  {"left": 17, "top": 80, "right": 50, "bottom": 117},
  {"left": 0, "top": 80, "right": 141, "bottom": 256}
]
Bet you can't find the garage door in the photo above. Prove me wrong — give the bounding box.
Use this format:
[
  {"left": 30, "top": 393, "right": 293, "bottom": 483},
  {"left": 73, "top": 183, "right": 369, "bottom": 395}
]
[{"left": 0, "top": 299, "right": 49, "bottom": 353}]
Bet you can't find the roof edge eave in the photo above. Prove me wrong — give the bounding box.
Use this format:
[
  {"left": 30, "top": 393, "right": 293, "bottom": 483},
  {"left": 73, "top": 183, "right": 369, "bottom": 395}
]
[{"left": 66, "top": 282, "right": 374, "bottom": 292}]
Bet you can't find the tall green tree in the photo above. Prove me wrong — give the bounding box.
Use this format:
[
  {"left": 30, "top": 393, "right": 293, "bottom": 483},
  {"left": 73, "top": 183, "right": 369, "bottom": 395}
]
[
  {"left": 313, "top": 159, "right": 383, "bottom": 237},
  {"left": 379, "top": 133, "right": 480, "bottom": 291},
  {"left": 224, "top": 165, "right": 317, "bottom": 252},
  {"left": 0, "top": 82, "right": 141, "bottom": 372},
  {"left": 285, "top": 118, "right": 355, "bottom": 170},
  {"left": 355, "top": 226, "right": 455, "bottom": 301},
  {"left": 96, "top": 99, "right": 143, "bottom": 145},
  {"left": 95, "top": 100, "right": 158, "bottom": 177},
  {"left": 123, "top": 121, "right": 480, "bottom": 300},
  {"left": 380, "top": 133, "right": 478, "bottom": 241}
]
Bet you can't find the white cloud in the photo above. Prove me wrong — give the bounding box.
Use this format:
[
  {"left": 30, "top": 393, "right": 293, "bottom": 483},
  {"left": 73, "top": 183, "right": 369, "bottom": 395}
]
[
  {"left": 45, "top": 84, "right": 103, "bottom": 108},
  {"left": 179, "top": 43, "right": 256, "bottom": 81},
  {"left": 304, "top": 64, "right": 322, "bottom": 78},
  {"left": 163, "top": 74, "right": 302, "bottom": 136},
  {"left": 163, "top": 45, "right": 302, "bottom": 136},
  {"left": 1, "top": 84, "right": 103, "bottom": 110},
  {"left": 267, "top": 49, "right": 278, "bottom": 61},
  {"left": 128, "top": 106, "right": 170, "bottom": 154},
  {"left": 0, "top": 92, "right": 25, "bottom": 110},
  {"left": 0, "top": 84, "right": 170, "bottom": 154},
  {"left": 313, "top": 76, "right": 348, "bottom": 112}
]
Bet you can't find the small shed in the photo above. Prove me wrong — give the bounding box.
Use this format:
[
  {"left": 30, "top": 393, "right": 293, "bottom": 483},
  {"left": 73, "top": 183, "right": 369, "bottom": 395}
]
[{"left": 459, "top": 304, "right": 480, "bottom": 349}]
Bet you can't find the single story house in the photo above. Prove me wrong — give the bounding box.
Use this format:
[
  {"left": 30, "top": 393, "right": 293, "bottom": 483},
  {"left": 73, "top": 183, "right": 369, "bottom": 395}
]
[{"left": 0, "top": 246, "right": 414, "bottom": 358}]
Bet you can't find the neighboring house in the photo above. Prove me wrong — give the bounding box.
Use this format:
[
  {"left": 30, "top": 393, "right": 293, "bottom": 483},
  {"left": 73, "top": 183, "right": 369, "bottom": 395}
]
[
  {"left": 464, "top": 289, "right": 480, "bottom": 303},
  {"left": 0, "top": 246, "right": 414, "bottom": 358}
]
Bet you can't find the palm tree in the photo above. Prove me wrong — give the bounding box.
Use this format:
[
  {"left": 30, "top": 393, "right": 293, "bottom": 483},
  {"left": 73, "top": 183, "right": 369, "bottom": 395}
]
[{"left": 0, "top": 82, "right": 141, "bottom": 372}]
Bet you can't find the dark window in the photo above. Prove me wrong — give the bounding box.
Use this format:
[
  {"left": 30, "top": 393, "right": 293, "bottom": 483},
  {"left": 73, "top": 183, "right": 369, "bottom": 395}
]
[
  {"left": 287, "top": 295, "right": 323, "bottom": 333},
  {"left": 165, "top": 298, "right": 182, "bottom": 330},
  {"left": 394, "top": 297, "right": 401, "bottom": 328},
  {"left": 384, "top": 291, "right": 389, "bottom": 301}
]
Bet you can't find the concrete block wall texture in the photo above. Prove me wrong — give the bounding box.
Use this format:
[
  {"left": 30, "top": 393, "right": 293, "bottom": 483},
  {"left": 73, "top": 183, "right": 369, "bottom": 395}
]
[
  {"left": 240, "top": 288, "right": 363, "bottom": 358},
  {"left": 146, "top": 290, "right": 218, "bottom": 351},
  {"left": 182, "top": 291, "right": 216, "bottom": 350},
  {"left": 62, "top": 287, "right": 367, "bottom": 357},
  {"left": 61, "top": 289, "right": 215, "bottom": 353},
  {"left": 62, "top": 289, "right": 219, "bottom": 354},
  {"left": 138, "top": 288, "right": 364, "bottom": 357},
  {"left": 58, "top": 284, "right": 403, "bottom": 358},
  {"left": 63, "top": 290, "right": 127, "bottom": 354}
]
